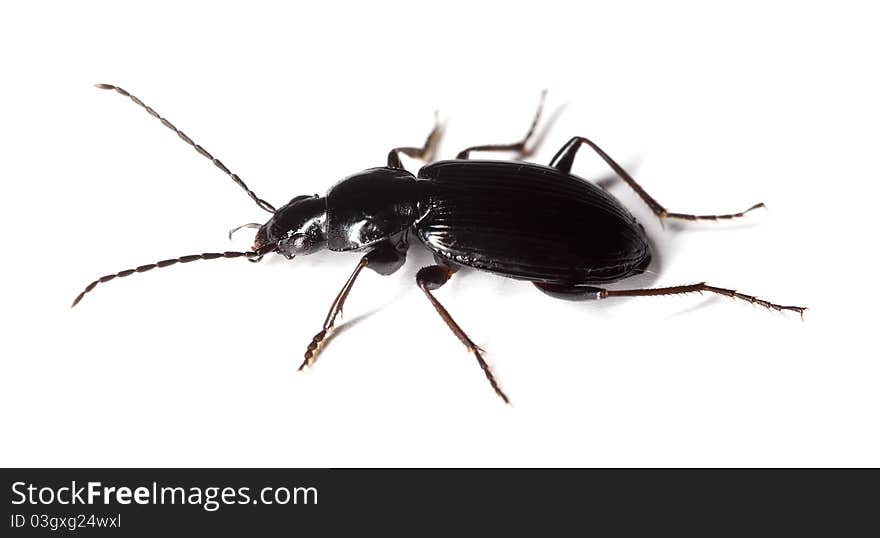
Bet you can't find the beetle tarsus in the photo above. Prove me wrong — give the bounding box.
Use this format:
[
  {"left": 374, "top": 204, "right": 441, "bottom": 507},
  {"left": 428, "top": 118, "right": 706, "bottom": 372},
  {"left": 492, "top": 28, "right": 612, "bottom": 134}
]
[
  {"left": 664, "top": 202, "right": 766, "bottom": 222},
  {"left": 471, "top": 346, "right": 510, "bottom": 405},
  {"left": 300, "top": 329, "right": 329, "bottom": 370}
]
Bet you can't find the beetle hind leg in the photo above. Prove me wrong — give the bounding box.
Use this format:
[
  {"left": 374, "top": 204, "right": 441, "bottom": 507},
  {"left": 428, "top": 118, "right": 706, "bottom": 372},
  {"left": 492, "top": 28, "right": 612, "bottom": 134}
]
[
  {"left": 548, "top": 281, "right": 807, "bottom": 318},
  {"left": 550, "top": 136, "right": 766, "bottom": 224},
  {"left": 417, "top": 264, "right": 510, "bottom": 404}
]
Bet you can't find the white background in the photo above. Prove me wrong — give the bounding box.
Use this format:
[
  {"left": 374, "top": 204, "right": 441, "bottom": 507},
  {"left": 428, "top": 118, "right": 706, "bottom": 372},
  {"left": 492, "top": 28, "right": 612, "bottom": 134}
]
[{"left": 1, "top": 1, "right": 877, "bottom": 467}]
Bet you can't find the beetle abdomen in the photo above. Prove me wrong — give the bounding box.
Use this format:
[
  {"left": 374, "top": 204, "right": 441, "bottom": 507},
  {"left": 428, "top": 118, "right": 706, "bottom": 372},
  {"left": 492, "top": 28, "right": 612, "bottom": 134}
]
[{"left": 416, "top": 160, "right": 651, "bottom": 284}]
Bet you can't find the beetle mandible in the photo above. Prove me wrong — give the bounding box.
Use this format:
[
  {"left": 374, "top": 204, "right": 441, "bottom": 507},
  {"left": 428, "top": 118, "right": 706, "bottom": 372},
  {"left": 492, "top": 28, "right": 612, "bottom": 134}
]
[{"left": 73, "top": 85, "right": 806, "bottom": 403}]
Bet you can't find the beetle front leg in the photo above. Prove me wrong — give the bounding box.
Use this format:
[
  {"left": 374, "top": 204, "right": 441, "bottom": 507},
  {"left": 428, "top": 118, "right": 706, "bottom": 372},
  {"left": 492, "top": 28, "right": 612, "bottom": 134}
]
[
  {"left": 299, "top": 241, "right": 408, "bottom": 370},
  {"left": 417, "top": 264, "right": 510, "bottom": 404},
  {"left": 549, "top": 136, "right": 765, "bottom": 223}
]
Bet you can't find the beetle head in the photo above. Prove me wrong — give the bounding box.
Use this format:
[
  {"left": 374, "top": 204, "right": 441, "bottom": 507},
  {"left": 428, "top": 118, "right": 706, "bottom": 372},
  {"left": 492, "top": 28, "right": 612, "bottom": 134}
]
[{"left": 255, "top": 194, "right": 328, "bottom": 259}]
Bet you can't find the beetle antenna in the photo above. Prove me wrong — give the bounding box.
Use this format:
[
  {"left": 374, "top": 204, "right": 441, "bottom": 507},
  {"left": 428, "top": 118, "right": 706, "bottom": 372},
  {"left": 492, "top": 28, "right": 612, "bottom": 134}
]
[
  {"left": 71, "top": 245, "right": 276, "bottom": 308},
  {"left": 94, "top": 84, "right": 276, "bottom": 214}
]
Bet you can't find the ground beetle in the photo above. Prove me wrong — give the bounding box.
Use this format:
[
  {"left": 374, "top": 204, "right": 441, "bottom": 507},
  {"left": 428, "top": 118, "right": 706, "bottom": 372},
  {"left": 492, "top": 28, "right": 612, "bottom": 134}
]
[{"left": 73, "top": 85, "right": 806, "bottom": 403}]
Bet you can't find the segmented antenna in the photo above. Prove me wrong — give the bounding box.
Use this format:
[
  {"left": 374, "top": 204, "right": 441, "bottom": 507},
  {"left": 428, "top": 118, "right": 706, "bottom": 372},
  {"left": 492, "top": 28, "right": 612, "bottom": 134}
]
[
  {"left": 94, "top": 84, "right": 276, "bottom": 214},
  {"left": 71, "top": 246, "right": 275, "bottom": 308}
]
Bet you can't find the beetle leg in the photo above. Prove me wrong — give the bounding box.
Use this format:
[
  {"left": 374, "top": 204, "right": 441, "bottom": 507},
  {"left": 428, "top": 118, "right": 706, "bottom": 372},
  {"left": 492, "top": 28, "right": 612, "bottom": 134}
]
[
  {"left": 535, "top": 282, "right": 806, "bottom": 318},
  {"left": 456, "top": 90, "right": 546, "bottom": 160},
  {"left": 387, "top": 111, "right": 444, "bottom": 169},
  {"left": 299, "top": 256, "right": 369, "bottom": 371},
  {"left": 417, "top": 265, "right": 510, "bottom": 404},
  {"left": 299, "top": 241, "right": 408, "bottom": 370},
  {"left": 549, "top": 136, "right": 765, "bottom": 223}
]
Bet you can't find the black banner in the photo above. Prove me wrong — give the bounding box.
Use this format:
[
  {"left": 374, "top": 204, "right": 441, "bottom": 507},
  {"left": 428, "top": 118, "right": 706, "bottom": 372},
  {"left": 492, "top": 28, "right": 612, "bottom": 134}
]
[{"left": 2, "top": 469, "right": 876, "bottom": 535}]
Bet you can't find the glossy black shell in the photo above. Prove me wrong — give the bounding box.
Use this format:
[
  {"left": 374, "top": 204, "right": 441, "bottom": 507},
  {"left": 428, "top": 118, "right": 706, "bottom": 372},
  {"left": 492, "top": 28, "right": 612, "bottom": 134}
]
[
  {"left": 415, "top": 160, "right": 651, "bottom": 285},
  {"left": 327, "top": 167, "right": 423, "bottom": 251}
]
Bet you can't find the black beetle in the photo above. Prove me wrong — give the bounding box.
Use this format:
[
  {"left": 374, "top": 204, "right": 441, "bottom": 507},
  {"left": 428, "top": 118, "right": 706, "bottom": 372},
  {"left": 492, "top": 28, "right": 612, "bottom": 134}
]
[{"left": 73, "top": 85, "right": 805, "bottom": 403}]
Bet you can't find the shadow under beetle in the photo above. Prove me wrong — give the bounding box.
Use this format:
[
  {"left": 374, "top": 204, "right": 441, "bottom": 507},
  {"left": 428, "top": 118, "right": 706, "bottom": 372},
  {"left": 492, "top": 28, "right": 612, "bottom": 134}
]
[{"left": 73, "top": 85, "right": 806, "bottom": 403}]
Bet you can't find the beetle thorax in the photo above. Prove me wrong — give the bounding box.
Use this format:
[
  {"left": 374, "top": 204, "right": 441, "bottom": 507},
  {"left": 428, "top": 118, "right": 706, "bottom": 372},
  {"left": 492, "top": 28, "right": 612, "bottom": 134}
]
[{"left": 324, "top": 167, "right": 424, "bottom": 252}]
